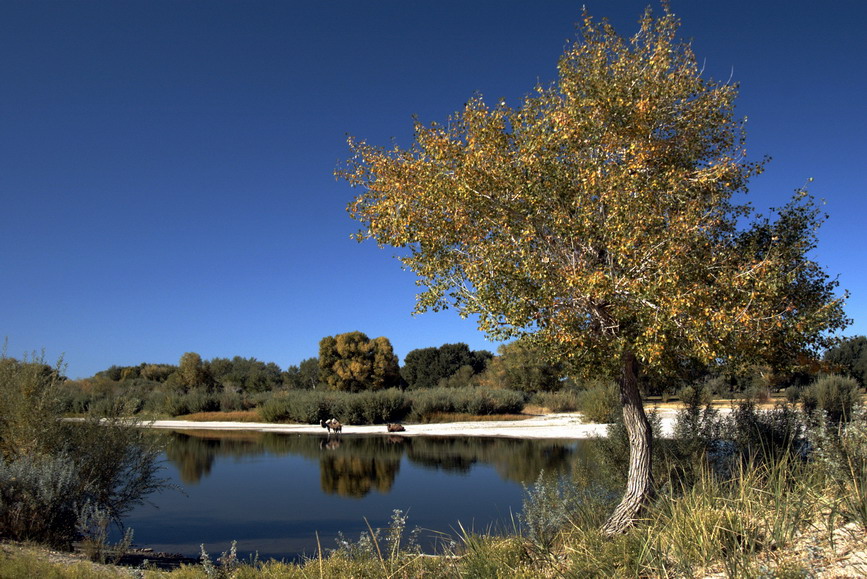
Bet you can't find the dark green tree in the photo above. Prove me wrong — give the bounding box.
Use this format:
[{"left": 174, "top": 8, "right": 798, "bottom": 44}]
[
  {"left": 284, "top": 357, "right": 321, "bottom": 389},
  {"left": 824, "top": 336, "right": 867, "bottom": 387},
  {"left": 479, "top": 339, "right": 563, "bottom": 393},
  {"left": 400, "top": 347, "right": 439, "bottom": 389},
  {"left": 207, "top": 356, "right": 283, "bottom": 393},
  {"left": 401, "top": 343, "right": 492, "bottom": 389}
]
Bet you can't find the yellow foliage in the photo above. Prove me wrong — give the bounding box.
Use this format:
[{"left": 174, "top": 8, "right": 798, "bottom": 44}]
[{"left": 338, "top": 6, "right": 847, "bottom": 379}]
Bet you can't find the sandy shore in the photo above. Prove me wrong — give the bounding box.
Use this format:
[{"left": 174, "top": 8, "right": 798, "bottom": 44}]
[{"left": 146, "top": 409, "right": 681, "bottom": 439}]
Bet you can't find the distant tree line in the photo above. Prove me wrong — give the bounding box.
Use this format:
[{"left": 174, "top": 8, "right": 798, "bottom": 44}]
[{"left": 57, "top": 333, "right": 867, "bottom": 422}]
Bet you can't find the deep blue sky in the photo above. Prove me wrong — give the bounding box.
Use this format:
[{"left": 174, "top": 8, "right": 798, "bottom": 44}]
[{"left": 1, "top": 1, "right": 864, "bottom": 379}]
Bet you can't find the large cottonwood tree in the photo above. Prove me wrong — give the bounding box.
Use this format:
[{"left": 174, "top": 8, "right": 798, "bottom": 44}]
[
  {"left": 338, "top": 7, "right": 848, "bottom": 533},
  {"left": 319, "top": 331, "right": 401, "bottom": 392}
]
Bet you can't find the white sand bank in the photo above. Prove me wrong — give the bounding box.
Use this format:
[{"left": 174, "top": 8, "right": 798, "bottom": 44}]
[{"left": 146, "top": 409, "right": 681, "bottom": 439}]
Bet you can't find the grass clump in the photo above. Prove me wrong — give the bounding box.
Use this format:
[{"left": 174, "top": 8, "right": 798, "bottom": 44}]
[{"left": 802, "top": 373, "right": 861, "bottom": 424}]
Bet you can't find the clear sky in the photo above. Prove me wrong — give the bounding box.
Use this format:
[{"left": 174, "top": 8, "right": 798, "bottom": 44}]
[{"left": 1, "top": 0, "right": 864, "bottom": 379}]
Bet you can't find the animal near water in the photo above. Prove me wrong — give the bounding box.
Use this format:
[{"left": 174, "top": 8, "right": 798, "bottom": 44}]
[{"left": 320, "top": 418, "right": 342, "bottom": 435}]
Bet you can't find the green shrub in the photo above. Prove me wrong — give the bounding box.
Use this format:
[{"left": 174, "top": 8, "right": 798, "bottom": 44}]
[
  {"left": 811, "top": 407, "right": 867, "bottom": 529},
  {"left": 483, "top": 388, "right": 526, "bottom": 414},
  {"left": 0, "top": 454, "right": 81, "bottom": 546},
  {"left": 407, "top": 388, "right": 456, "bottom": 419},
  {"left": 722, "top": 402, "right": 805, "bottom": 466},
  {"left": 802, "top": 374, "right": 861, "bottom": 424},
  {"left": 182, "top": 389, "right": 221, "bottom": 414},
  {"left": 678, "top": 384, "right": 712, "bottom": 407},
  {"left": 357, "top": 389, "right": 410, "bottom": 423},
  {"left": 785, "top": 385, "right": 802, "bottom": 404},
  {"left": 76, "top": 501, "right": 134, "bottom": 564},
  {"left": 260, "top": 392, "right": 317, "bottom": 423},
  {"left": 0, "top": 353, "right": 167, "bottom": 548},
  {"left": 520, "top": 472, "right": 574, "bottom": 556},
  {"left": 258, "top": 386, "right": 522, "bottom": 425},
  {"left": 575, "top": 380, "right": 620, "bottom": 424},
  {"left": 159, "top": 393, "right": 191, "bottom": 416},
  {"left": 217, "top": 390, "right": 245, "bottom": 412},
  {"left": 672, "top": 387, "right": 721, "bottom": 476},
  {"left": 532, "top": 389, "right": 580, "bottom": 412},
  {"left": 0, "top": 415, "right": 165, "bottom": 550},
  {"left": 744, "top": 384, "right": 771, "bottom": 404},
  {"left": 406, "top": 387, "right": 524, "bottom": 420}
]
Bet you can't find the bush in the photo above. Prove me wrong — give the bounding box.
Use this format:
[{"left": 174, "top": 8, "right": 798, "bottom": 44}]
[
  {"left": 0, "top": 353, "right": 167, "bottom": 548},
  {"left": 811, "top": 406, "right": 867, "bottom": 529},
  {"left": 575, "top": 379, "right": 620, "bottom": 424},
  {"left": 520, "top": 472, "right": 574, "bottom": 555},
  {"left": 0, "top": 416, "right": 165, "bottom": 549},
  {"left": 407, "top": 388, "right": 457, "bottom": 419},
  {"left": 532, "top": 389, "right": 581, "bottom": 412},
  {"left": 672, "top": 386, "right": 720, "bottom": 460},
  {"left": 259, "top": 391, "right": 327, "bottom": 423},
  {"left": 357, "top": 389, "right": 411, "bottom": 423},
  {"left": 407, "top": 387, "right": 525, "bottom": 421},
  {"left": 0, "top": 454, "right": 81, "bottom": 546},
  {"left": 785, "top": 385, "right": 802, "bottom": 404},
  {"left": 802, "top": 374, "right": 861, "bottom": 424},
  {"left": 257, "top": 386, "right": 523, "bottom": 425},
  {"left": 678, "top": 384, "right": 712, "bottom": 407}
]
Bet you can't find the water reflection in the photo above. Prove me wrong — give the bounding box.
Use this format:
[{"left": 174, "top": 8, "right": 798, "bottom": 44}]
[
  {"left": 163, "top": 431, "right": 577, "bottom": 496},
  {"left": 126, "top": 430, "right": 595, "bottom": 561}
]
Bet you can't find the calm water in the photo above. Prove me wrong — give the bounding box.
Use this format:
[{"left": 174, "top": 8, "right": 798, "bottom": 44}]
[{"left": 120, "top": 431, "right": 592, "bottom": 561}]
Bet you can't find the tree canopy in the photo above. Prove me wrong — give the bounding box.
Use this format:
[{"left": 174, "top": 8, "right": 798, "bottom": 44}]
[
  {"left": 401, "top": 342, "right": 492, "bottom": 389},
  {"left": 319, "top": 331, "right": 401, "bottom": 392},
  {"left": 339, "top": 6, "right": 848, "bottom": 532},
  {"left": 478, "top": 339, "right": 563, "bottom": 393},
  {"left": 824, "top": 336, "right": 867, "bottom": 387}
]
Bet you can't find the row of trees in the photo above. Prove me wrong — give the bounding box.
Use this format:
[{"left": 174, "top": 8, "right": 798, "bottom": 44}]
[
  {"left": 81, "top": 332, "right": 559, "bottom": 394},
  {"left": 84, "top": 333, "right": 867, "bottom": 397},
  {"left": 93, "top": 354, "right": 319, "bottom": 393}
]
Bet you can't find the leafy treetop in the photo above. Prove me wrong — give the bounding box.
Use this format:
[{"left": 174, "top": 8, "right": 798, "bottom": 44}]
[{"left": 340, "top": 6, "right": 848, "bottom": 380}]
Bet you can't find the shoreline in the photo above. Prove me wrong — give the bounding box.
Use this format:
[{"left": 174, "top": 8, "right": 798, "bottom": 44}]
[{"left": 145, "top": 409, "right": 681, "bottom": 439}]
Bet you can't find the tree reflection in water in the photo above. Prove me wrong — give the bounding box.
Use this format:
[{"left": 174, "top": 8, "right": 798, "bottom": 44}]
[{"left": 163, "top": 430, "right": 577, "bottom": 496}]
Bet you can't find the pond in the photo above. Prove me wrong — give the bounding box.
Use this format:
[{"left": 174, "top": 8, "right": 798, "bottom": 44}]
[{"left": 118, "top": 430, "right": 599, "bottom": 562}]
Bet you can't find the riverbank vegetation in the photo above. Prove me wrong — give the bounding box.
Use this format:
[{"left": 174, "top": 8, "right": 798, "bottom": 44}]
[
  {"left": 52, "top": 333, "right": 866, "bottom": 428},
  {"left": 2, "top": 338, "right": 866, "bottom": 575},
  {"left": 0, "top": 351, "right": 168, "bottom": 561},
  {"left": 5, "top": 388, "right": 867, "bottom": 577},
  {"left": 4, "top": 0, "right": 867, "bottom": 572}
]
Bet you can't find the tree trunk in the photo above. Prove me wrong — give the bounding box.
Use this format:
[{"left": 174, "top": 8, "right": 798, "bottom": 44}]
[{"left": 600, "top": 348, "right": 654, "bottom": 536}]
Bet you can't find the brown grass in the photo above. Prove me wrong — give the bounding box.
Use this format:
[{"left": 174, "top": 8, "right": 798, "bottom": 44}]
[
  {"left": 645, "top": 392, "right": 793, "bottom": 412},
  {"left": 417, "top": 412, "right": 533, "bottom": 424},
  {"left": 178, "top": 410, "right": 262, "bottom": 422}
]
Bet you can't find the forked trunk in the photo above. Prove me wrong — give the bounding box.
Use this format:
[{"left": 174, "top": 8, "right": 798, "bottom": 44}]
[{"left": 600, "top": 349, "right": 654, "bottom": 536}]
